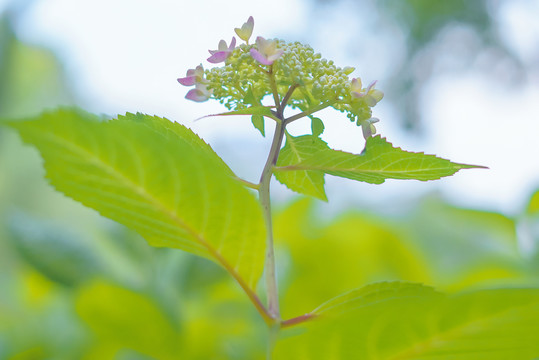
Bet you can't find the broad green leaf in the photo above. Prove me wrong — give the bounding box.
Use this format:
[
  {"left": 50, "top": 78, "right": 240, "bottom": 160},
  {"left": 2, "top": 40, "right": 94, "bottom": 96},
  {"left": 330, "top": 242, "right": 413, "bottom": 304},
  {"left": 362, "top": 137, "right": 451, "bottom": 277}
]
[
  {"left": 275, "top": 134, "right": 328, "bottom": 201},
  {"left": 310, "top": 116, "right": 324, "bottom": 137},
  {"left": 276, "top": 135, "right": 485, "bottom": 184},
  {"left": 276, "top": 288, "right": 539, "bottom": 359},
  {"left": 8, "top": 109, "right": 265, "bottom": 289},
  {"left": 388, "top": 289, "right": 539, "bottom": 359},
  {"left": 311, "top": 281, "right": 440, "bottom": 318},
  {"left": 251, "top": 114, "right": 265, "bottom": 136},
  {"left": 115, "top": 112, "right": 230, "bottom": 166},
  {"left": 275, "top": 200, "right": 431, "bottom": 319}
]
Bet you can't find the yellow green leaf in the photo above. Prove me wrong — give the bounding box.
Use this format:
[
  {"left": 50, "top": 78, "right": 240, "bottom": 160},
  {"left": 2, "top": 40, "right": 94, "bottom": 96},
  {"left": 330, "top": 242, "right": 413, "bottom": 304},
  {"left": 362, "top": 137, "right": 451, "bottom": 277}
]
[
  {"left": 9, "top": 109, "right": 265, "bottom": 290},
  {"left": 275, "top": 134, "right": 328, "bottom": 201}
]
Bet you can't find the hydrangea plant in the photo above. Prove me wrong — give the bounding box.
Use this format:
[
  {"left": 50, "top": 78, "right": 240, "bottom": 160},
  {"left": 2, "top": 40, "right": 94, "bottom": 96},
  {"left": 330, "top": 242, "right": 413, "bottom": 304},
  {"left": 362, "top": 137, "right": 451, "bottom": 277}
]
[{"left": 7, "top": 16, "right": 539, "bottom": 360}]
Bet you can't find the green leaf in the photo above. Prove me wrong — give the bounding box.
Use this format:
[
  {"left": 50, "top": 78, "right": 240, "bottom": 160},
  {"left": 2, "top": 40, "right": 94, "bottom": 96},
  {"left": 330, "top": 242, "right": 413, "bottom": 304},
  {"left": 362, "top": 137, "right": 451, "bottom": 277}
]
[
  {"left": 388, "top": 289, "right": 539, "bottom": 360},
  {"left": 275, "top": 134, "right": 328, "bottom": 201},
  {"left": 310, "top": 116, "right": 324, "bottom": 137},
  {"left": 311, "top": 281, "right": 440, "bottom": 318},
  {"left": 243, "top": 85, "right": 260, "bottom": 106},
  {"left": 276, "top": 287, "right": 539, "bottom": 359},
  {"left": 275, "top": 202, "right": 432, "bottom": 319},
  {"left": 197, "top": 105, "right": 275, "bottom": 120},
  {"left": 251, "top": 115, "right": 265, "bottom": 137},
  {"left": 276, "top": 135, "right": 485, "bottom": 184},
  {"left": 8, "top": 108, "right": 265, "bottom": 289},
  {"left": 527, "top": 189, "right": 539, "bottom": 214}
]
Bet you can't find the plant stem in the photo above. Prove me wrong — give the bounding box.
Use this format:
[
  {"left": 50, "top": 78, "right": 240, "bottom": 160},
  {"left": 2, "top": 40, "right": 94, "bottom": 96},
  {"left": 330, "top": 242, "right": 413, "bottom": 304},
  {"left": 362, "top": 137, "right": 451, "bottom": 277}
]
[
  {"left": 256, "top": 66, "right": 290, "bottom": 322},
  {"left": 279, "top": 84, "right": 298, "bottom": 116},
  {"left": 280, "top": 313, "right": 317, "bottom": 328},
  {"left": 284, "top": 99, "right": 336, "bottom": 125},
  {"left": 267, "top": 323, "right": 280, "bottom": 359},
  {"left": 258, "top": 118, "right": 285, "bottom": 320},
  {"left": 235, "top": 177, "right": 260, "bottom": 190}
]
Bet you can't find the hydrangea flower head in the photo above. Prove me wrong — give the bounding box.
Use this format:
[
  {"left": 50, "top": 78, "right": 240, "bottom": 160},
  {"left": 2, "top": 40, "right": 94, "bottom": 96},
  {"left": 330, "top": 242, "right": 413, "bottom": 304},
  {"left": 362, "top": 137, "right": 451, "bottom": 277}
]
[{"left": 178, "top": 16, "right": 384, "bottom": 138}]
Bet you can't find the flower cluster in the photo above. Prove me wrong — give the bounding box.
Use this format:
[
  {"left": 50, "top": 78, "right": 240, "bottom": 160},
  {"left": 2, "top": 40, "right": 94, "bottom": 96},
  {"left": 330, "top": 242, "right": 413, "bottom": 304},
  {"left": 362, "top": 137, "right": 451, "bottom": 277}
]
[{"left": 178, "top": 17, "right": 384, "bottom": 138}]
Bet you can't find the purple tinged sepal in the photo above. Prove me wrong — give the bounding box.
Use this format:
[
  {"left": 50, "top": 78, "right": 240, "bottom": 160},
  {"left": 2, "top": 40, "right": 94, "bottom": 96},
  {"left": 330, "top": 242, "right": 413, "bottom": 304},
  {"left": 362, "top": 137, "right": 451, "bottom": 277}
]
[
  {"left": 178, "top": 64, "right": 212, "bottom": 102},
  {"left": 207, "top": 37, "right": 236, "bottom": 63},
  {"left": 350, "top": 78, "right": 384, "bottom": 106},
  {"left": 185, "top": 83, "right": 212, "bottom": 102},
  {"left": 249, "top": 48, "right": 272, "bottom": 65},
  {"left": 249, "top": 36, "right": 284, "bottom": 65},
  {"left": 177, "top": 64, "right": 207, "bottom": 86},
  {"left": 361, "top": 117, "right": 379, "bottom": 139}
]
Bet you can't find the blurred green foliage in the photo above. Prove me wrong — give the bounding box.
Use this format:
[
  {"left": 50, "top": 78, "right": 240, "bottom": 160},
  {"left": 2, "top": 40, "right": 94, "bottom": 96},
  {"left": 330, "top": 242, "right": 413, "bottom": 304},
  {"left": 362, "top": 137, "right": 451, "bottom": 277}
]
[
  {"left": 381, "top": 0, "right": 493, "bottom": 51},
  {"left": 2, "top": 187, "right": 539, "bottom": 358},
  {"left": 0, "top": 7, "right": 73, "bottom": 119}
]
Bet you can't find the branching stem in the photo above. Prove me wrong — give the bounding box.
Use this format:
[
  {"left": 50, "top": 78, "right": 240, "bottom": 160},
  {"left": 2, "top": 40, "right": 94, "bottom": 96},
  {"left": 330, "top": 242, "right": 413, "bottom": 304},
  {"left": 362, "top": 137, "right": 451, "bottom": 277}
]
[
  {"left": 255, "top": 76, "right": 326, "bottom": 356},
  {"left": 236, "top": 177, "right": 260, "bottom": 190},
  {"left": 279, "top": 84, "right": 298, "bottom": 117},
  {"left": 257, "top": 67, "right": 290, "bottom": 323},
  {"left": 284, "top": 99, "right": 336, "bottom": 125}
]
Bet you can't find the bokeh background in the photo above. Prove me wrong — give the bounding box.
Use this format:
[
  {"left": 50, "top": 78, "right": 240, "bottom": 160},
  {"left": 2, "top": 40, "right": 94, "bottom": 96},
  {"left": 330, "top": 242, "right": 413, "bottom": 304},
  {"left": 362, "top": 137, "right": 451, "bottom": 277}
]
[{"left": 1, "top": 0, "right": 539, "bottom": 358}]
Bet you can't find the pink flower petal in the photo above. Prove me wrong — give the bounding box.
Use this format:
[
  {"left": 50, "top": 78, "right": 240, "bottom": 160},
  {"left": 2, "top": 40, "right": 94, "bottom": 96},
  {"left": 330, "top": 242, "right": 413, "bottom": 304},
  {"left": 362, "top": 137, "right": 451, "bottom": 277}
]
[
  {"left": 366, "top": 80, "right": 377, "bottom": 93},
  {"left": 229, "top": 37, "right": 236, "bottom": 50},
  {"left": 250, "top": 48, "right": 273, "bottom": 65},
  {"left": 351, "top": 91, "right": 364, "bottom": 98},
  {"left": 177, "top": 75, "right": 196, "bottom": 86},
  {"left": 207, "top": 51, "right": 229, "bottom": 63},
  {"left": 185, "top": 89, "right": 209, "bottom": 102}
]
